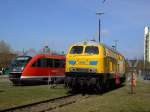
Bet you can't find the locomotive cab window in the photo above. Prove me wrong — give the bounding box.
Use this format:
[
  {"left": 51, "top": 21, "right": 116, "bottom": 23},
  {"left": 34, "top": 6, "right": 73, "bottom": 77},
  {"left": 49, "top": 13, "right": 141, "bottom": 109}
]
[
  {"left": 70, "top": 46, "right": 83, "bottom": 54},
  {"left": 85, "top": 46, "right": 99, "bottom": 54}
]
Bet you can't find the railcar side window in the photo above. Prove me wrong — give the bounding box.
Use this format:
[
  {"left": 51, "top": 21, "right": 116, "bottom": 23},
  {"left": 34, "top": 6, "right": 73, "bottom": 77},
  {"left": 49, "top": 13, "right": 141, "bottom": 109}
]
[
  {"left": 46, "top": 58, "right": 53, "bottom": 67},
  {"left": 70, "top": 46, "right": 83, "bottom": 54},
  {"left": 85, "top": 46, "right": 99, "bottom": 54},
  {"left": 32, "top": 58, "right": 65, "bottom": 68},
  {"left": 32, "top": 58, "right": 47, "bottom": 67},
  {"left": 54, "top": 59, "right": 65, "bottom": 68}
]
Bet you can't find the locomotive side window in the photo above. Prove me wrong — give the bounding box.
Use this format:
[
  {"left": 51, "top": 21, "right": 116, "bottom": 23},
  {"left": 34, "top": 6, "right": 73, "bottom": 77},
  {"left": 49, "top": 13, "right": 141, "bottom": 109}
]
[
  {"left": 70, "top": 46, "right": 83, "bottom": 54},
  {"left": 85, "top": 46, "right": 99, "bottom": 54}
]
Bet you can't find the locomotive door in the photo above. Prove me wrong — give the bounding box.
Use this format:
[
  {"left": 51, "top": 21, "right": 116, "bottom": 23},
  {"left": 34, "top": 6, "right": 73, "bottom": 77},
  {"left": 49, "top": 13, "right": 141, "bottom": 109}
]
[{"left": 105, "top": 56, "right": 110, "bottom": 73}]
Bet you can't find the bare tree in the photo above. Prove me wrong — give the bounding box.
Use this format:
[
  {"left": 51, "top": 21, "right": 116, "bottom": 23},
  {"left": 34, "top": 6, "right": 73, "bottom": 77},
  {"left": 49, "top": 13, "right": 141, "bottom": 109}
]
[
  {"left": 23, "top": 48, "right": 37, "bottom": 56},
  {"left": 0, "top": 40, "right": 12, "bottom": 53},
  {"left": 0, "top": 40, "right": 16, "bottom": 71}
]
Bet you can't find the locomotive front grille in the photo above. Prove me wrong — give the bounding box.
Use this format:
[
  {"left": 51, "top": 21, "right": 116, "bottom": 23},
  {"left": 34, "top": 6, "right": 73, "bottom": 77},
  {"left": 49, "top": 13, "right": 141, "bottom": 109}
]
[
  {"left": 76, "top": 68, "right": 89, "bottom": 72},
  {"left": 70, "top": 67, "right": 96, "bottom": 73}
]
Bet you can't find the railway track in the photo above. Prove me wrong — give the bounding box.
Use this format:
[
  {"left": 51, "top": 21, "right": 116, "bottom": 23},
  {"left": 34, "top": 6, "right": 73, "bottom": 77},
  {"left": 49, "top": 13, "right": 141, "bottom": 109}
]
[{"left": 0, "top": 94, "right": 90, "bottom": 112}]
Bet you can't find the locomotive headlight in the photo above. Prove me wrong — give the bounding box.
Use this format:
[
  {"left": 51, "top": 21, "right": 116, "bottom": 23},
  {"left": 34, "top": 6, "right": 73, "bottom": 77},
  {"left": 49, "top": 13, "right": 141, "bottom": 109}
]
[
  {"left": 69, "top": 60, "right": 76, "bottom": 65},
  {"left": 89, "top": 61, "right": 98, "bottom": 65},
  {"left": 70, "top": 67, "right": 76, "bottom": 72},
  {"left": 88, "top": 68, "right": 97, "bottom": 73}
]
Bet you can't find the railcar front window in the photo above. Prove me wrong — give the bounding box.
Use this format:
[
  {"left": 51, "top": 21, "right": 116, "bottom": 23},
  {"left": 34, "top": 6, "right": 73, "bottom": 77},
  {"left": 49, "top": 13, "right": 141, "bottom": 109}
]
[
  {"left": 85, "top": 46, "right": 99, "bottom": 54},
  {"left": 11, "top": 57, "right": 31, "bottom": 67},
  {"left": 70, "top": 46, "right": 83, "bottom": 54}
]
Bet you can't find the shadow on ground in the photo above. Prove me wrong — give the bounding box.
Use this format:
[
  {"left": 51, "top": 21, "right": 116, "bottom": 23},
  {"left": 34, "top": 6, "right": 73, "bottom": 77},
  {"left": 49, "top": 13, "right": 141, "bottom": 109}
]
[
  {"left": 67, "top": 84, "right": 125, "bottom": 95},
  {"left": 0, "top": 90, "right": 4, "bottom": 93}
]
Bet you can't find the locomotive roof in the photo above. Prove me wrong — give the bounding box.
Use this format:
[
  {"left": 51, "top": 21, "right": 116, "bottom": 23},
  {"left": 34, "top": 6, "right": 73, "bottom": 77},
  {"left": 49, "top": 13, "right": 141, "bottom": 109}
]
[
  {"left": 73, "top": 40, "right": 99, "bottom": 46},
  {"left": 71, "top": 40, "right": 124, "bottom": 57}
]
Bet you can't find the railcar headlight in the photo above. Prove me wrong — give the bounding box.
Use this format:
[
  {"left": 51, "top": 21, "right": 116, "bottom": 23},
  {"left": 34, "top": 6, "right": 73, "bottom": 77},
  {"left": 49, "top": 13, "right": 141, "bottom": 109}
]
[
  {"left": 89, "top": 61, "right": 98, "bottom": 65},
  {"left": 69, "top": 60, "right": 76, "bottom": 65},
  {"left": 21, "top": 67, "right": 24, "bottom": 71},
  {"left": 13, "top": 68, "right": 16, "bottom": 72}
]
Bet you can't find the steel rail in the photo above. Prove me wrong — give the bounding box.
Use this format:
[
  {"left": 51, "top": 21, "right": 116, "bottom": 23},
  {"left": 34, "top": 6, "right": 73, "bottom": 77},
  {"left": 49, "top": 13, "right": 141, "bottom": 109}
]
[{"left": 0, "top": 94, "right": 75, "bottom": 112}]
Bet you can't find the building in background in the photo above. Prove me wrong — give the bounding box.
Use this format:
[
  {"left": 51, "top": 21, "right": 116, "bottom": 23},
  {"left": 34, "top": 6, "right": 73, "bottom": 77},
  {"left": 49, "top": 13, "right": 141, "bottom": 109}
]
[{"left": 144, "top": 26, "right": 150, "bottom": 63}]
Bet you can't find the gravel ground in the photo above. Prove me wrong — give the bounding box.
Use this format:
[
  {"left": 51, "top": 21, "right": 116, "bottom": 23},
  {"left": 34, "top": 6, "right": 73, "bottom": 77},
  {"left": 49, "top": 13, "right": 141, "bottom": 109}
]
[{"left": 11, "top": 94, "right": 89, "bottom": 112}]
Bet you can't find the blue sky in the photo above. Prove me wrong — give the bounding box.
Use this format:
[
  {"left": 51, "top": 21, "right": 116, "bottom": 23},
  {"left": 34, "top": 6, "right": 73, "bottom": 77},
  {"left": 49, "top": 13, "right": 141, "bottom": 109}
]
[{"left": 0, "top": 0, "right": 150, "bottom": 59}]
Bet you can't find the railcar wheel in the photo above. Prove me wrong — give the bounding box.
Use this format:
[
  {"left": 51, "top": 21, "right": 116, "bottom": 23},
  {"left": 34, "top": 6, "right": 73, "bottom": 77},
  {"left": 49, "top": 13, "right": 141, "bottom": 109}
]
[{"left": 12, "top": 80, "right": 22, "bottom": 86}]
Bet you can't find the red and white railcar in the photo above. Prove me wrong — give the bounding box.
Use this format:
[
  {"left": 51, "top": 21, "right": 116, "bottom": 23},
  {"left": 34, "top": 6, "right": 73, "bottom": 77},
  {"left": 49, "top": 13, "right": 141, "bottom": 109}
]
[{"left": 21, "top": 54, "right": 65, "bottom": 84}]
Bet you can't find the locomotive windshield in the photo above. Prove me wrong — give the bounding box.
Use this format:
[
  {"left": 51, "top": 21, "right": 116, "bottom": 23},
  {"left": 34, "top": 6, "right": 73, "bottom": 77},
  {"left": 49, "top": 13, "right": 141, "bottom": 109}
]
[
  {"left": 70, "top": 46, "right": 83, "bottom": 54},
  {"left": 85, "top": 46, "right": 99, "bottom": 54}
]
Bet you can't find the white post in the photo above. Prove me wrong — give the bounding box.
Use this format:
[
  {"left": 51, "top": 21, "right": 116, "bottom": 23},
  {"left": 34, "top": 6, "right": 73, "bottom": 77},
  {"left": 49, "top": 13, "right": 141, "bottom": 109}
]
[{"left": 48, "top": 72, "right": 52, "bottom": 88}]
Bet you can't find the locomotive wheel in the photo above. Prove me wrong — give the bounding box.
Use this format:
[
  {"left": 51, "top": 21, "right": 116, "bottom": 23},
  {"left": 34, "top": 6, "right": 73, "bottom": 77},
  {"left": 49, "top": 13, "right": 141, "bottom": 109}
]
[
  {"left": 64, "top": 77, "right": 72, "bottom": 88},
  {"left": 88, "top": 78, "right": 96, "bottom": 91},
  {"left": 110, "top": 79, "right": 116, "bottom": 89},
  {"left": 95, "top": 79, "right": 104, "bottom": 94},
  {"left": 105, "top": 80, "right": 110, "bottom": 91}
]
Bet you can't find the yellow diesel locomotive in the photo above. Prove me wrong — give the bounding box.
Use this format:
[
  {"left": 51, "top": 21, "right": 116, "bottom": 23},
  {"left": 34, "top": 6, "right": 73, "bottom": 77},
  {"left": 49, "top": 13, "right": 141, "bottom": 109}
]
[{"left": 65, "top": 40, "right": 126, "bottom": 91}]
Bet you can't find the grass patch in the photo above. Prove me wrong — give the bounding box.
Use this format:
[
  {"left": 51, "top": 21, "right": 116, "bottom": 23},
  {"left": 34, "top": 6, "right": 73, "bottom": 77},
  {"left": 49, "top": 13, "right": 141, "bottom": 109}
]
[
  {"left": 0, "top": 79, "right": 68, "bottom": 110},
  {"left": 0, "top": 78, "right": 150, "bottom": 112},
  {"left": 53, "top": 80, "right": 150, "bottom": 112}
]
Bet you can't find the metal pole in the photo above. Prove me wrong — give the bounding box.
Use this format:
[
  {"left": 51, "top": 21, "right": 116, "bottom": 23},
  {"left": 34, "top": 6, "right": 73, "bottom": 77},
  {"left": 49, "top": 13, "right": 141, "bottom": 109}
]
[
  {"left": 114, "top": 40, "right": 118, "bottom": 50},
  {"left": 131, "top": 72, "right": 133, "bottom": 94},
  {"left": 99, "top": 19, "right": 101, "bottom": 43},
  {"left": 96, "top": 12, "right": 104, "bottom": 43},
  {"left": 115, "top": 41, "right": 117, "bottom": 50}
]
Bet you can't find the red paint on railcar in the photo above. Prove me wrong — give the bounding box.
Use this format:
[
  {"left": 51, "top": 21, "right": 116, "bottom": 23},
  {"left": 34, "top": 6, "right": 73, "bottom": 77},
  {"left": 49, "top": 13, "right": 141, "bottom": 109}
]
[{"left": 21, "top": 54, "right": 65, "bottom": 83}]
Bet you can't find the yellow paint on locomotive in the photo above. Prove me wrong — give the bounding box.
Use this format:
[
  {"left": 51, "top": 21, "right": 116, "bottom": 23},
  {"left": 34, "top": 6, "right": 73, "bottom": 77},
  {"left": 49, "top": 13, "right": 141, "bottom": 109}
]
[{"left": 65, "top": 41, "right": 125, "bottom": 75}]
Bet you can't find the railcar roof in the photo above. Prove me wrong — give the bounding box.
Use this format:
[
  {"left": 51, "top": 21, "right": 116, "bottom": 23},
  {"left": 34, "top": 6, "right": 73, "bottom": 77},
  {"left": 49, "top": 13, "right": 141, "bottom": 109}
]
[
  {"left": 33, "top": 54, "right": 65, "bottom": 59},
  {"left": 16, "top": 56, "right": 32, "bottom": 58}
]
